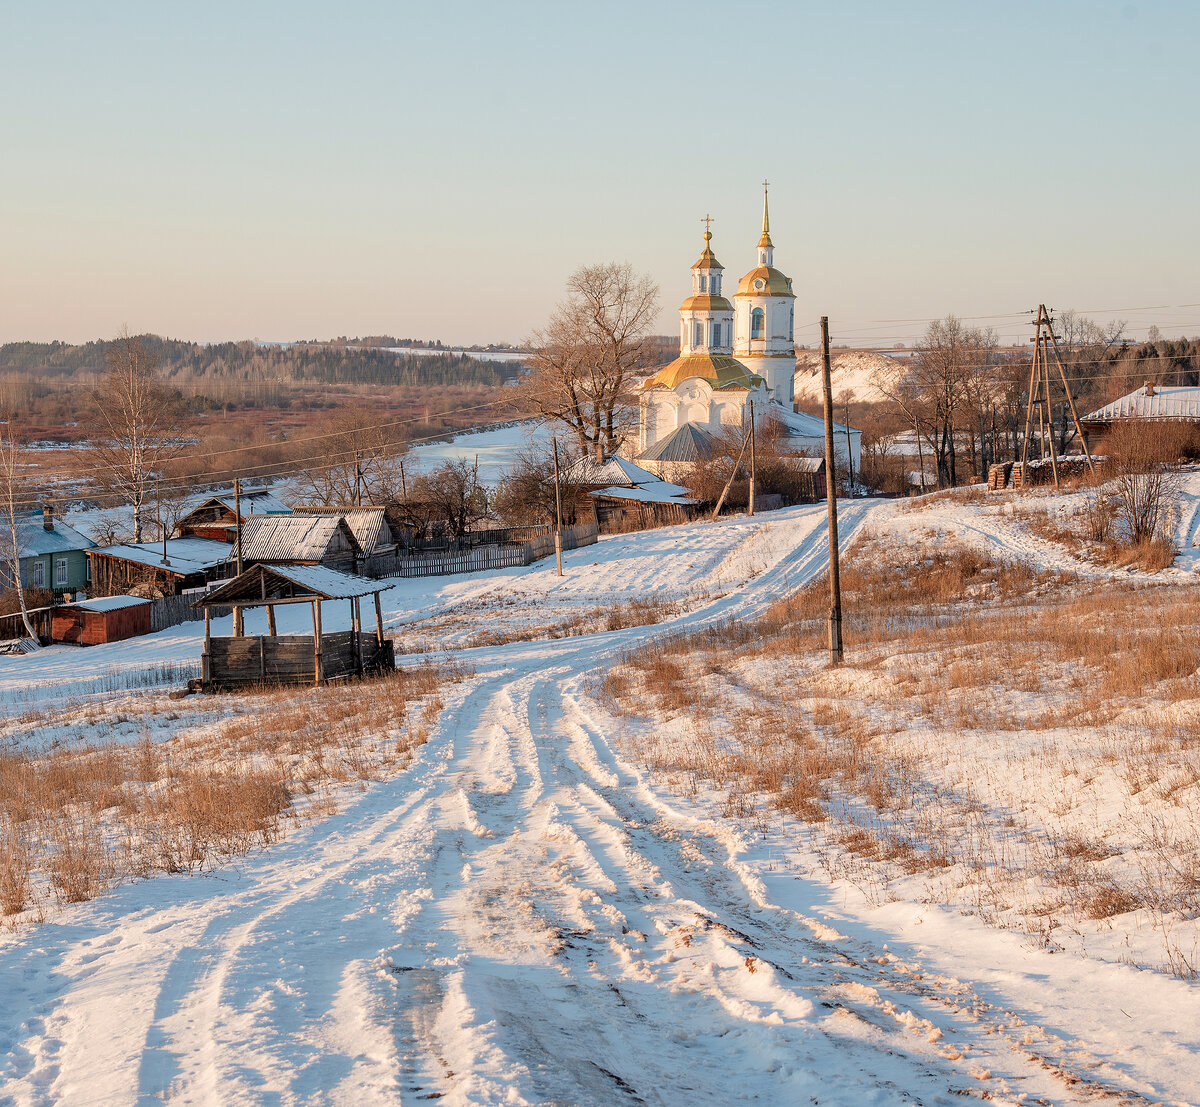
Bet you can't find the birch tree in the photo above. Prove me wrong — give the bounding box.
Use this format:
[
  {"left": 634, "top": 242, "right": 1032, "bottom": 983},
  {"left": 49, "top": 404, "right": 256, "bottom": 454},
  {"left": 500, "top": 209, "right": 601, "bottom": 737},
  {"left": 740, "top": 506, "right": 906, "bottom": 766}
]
[
  {"left": 523, "top": 263, "right": 659, "bottom": 461},
  {"left": 0, "top": 414, "right": 38, "bottom": 640},
  {"left": 88, "top": 330, "right": 185, "bottom": 542}
]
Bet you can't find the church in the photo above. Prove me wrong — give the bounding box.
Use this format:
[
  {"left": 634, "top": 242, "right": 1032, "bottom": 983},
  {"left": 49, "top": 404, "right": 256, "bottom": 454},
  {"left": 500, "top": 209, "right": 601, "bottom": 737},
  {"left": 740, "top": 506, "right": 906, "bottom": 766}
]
[{"left": 634, "top": 187, "right": 860, "bottom": 477}]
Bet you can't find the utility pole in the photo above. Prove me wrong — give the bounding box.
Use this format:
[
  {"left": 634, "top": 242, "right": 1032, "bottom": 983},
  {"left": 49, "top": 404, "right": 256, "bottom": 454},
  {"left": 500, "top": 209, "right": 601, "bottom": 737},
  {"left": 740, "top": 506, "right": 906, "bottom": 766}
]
[
  {"left": 233, "top": 477, "right": 244, "bottom": 636},
  {"left": 821, "top": 317, "right": 843, "bottom": 666},
  {"left": 747, "top": 400, "right": 756, "bottom": 517},
  {"left": 552, "top": 436, "right": 564, "bottom": 577},
  {"left": 156, "top": 478, "right": 170, "bottom": 567},
  {"left": 399, "top": 460, "right": 407, "bottom": 501}
]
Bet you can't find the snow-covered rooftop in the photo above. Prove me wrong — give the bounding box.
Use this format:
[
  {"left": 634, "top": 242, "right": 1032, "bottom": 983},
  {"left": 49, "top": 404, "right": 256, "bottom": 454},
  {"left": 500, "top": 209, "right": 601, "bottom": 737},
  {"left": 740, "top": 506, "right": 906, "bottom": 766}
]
[
  {"left": 240, "top": 515, "right": 356, "bottom": 562},
  {"left": 16, "top": 517, "right": 96, "bottom": 557},
  {"left": 90, "top": 538, "right": 234, "bottom": 574},
  {"left": 588, "top": 480, "right": 698, "bottom": 505},
  {"left": 564, "top": 455, "right": 660, "bottom": 487},
  {"left": 1083, "top": 384, "right": 1200, "bottom": 423},
  {"left": 68, "top": 596, "right": 152, "bottom": 613}
]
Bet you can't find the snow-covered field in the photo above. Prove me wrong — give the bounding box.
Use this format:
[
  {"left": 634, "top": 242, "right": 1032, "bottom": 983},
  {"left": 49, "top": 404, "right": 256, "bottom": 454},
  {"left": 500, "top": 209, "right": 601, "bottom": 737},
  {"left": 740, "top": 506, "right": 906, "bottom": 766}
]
[{"left": 2, "top": 490, "right": 1199, "bottom": 1104}]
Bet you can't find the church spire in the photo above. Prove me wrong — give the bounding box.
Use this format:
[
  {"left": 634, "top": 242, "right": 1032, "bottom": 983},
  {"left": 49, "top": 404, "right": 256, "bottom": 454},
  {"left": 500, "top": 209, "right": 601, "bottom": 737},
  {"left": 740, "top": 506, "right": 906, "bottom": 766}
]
[{"left": 756, "top": 180, "right": 774, "bottom": 265}]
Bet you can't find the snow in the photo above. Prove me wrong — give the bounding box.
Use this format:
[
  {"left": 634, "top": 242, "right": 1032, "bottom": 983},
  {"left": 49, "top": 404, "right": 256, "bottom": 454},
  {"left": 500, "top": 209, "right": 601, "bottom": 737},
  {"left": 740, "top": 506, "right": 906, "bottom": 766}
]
[
  {"left": 67, "top": 596, "right": 151, "bottom": 613},
  {"left": 1, "top": 494, "right": 1198, "bottom": 1103},
  {"left": 794, "top": 349, "right": 902, "bottom": 405},
  {"left": 405, "top": 421, "right": 555, "bottom": 486}
]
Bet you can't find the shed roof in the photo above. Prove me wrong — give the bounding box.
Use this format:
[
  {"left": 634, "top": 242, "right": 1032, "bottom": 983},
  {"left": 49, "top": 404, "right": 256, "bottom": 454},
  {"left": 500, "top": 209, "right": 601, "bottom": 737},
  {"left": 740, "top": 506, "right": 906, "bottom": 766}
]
[
  {"left": 17, "top": 517, "right": 96, "bottom": 557},
  {"left": 89, "top": 538, "right": 234, "bottom": 575},
  {"left": 1083, "top": 385, "right": 1200, "bottom": 423},
  {"left": 292, "top": 506, "right": 392, "bottom": 553},
  {"left": 239, "top": 515, "right": 360, "bottom": 562},
  {"left": 67, "top": 596, "right": 152, "bottom": 613},
  {"left": 197, "top": 563, "right": 387, "bottom": 607}
]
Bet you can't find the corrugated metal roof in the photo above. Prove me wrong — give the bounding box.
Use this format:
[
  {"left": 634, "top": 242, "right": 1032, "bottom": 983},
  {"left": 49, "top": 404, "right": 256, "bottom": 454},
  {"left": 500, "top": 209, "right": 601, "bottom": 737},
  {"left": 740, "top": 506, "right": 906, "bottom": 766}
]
[
  {"left": 90, "top": 538, "right": 234, "bottom": 574},
  {"left": 69, "top": 596, "right": 151, "bottom": 612},
  {"left": 1083, "top": 385, "right": 1200, "bottom": 423},
  {"left": 214, "top": 490, "right": 291, "bottom": 516},
  {"left": 17, "top": 517, "right": 96, "bottom": 557},
  {"left": 239, "top": 515, "right": 356, "bottom": 562},
  {"left": 635, "top": 423, "right": 721, "bottom": 463},
  {"left": 292, "top": 506, "right": 391, "bottom": 552},
  {"left": 792, "top": 456, "right": 825, "bottom": 473}
]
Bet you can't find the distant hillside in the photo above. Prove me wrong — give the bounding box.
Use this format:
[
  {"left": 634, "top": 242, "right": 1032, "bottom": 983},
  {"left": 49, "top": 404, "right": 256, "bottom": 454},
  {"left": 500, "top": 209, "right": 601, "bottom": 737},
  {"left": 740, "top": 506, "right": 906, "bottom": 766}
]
[
  {"left": 0, "top": 336, "right": 523, "bottom": 389},
  {"left": 793, "top": 350, "right": 902, "bottom": 405}
]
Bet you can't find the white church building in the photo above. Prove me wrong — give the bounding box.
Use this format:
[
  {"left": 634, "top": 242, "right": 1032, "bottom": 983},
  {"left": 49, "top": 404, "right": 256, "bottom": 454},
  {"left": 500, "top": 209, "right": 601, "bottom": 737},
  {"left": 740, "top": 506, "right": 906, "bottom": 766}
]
[{"left": 634, "top": 188, "right": 860, "bottom": 476}]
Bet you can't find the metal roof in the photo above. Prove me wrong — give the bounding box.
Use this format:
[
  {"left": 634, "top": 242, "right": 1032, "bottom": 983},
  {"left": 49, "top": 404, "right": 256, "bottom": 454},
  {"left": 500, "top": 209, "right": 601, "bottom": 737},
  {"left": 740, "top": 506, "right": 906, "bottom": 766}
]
[
  {"left": 767, "top": 404, "right": 859, "bottom": 440},
  {"left": 292, "top": 506, "right": 392, "bottom": 553},
  {"left": 90, "top": 538, "right": 234, "bottom": 575},
  {"left": 198, "top": 563, "right": 386, "bottom": 606},
  {"left": 1083, "top": 385, "right": 1200, "bottom": 423},
  {"left": 635, "top": 423, "right": 721, "bottom": 464},
  {"left": 239, "top": 515, "right": 359, "bottom": 562},
  {"left": 68, "top": 596, "right": 152, "bottom": 613},
  {"left": 16, "top": 517, "right": 96, "bottom": 557}
]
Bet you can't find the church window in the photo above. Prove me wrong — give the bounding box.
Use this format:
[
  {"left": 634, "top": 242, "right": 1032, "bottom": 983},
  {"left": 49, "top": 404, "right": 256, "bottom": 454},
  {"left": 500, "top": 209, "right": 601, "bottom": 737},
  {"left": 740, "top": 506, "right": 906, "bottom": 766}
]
[
  {"left": 694, "top": 322, "right": 703, "bottom": 347},
  {"left": 699, "top": 274, "right": 707, "bottom": 292},
  {"left": 788, "top": 306, "right": 794, "bottom": 340},
  {"left": 712, "top": 323, "right": 721, "bottom": 347},
  {"left": 751, "top": 308, "right": 765, "bottom": 339}
]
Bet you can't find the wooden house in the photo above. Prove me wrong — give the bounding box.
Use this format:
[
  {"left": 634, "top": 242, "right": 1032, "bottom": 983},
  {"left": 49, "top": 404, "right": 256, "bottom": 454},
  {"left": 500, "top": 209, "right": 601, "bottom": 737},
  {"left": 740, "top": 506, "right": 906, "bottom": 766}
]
[
  {"left": 194, "top": 563, "right": 393, "bottom": 690},
  {"left": 565, "top": 454, "right": 699, "bottom": 532},
  {"left": 4, "top": 507, "right": 95, "bottom": 599},
  {"left": 87, "top": 538, "right": 236, "bottom": 597},
  {"left": 291, "top": 506, "right": 398, "bottom": 573},
  {"left": 51, "top": 596, "right": 152, "bottom": 645},
  {"left": 174, "top": 490, "right": 291, "bottom": 543},
  {"left": 239, "top": 515, "right": 361, "bottom": 571}
]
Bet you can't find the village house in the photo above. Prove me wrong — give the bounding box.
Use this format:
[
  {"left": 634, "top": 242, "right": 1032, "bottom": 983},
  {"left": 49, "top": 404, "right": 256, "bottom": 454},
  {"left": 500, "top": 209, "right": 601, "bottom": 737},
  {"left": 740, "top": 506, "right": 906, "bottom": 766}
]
[
  {"left": 87, "top": 537, "right": 236, "bottom": 597},
  {"left": 238, "top": 514, "right": 361, "bottom": 572},
  {"left": 174, "top": 489, "right": 291, "bottom": 542},
  {"left": 2, "top": 507, "right": 95, "bottom": 599}
]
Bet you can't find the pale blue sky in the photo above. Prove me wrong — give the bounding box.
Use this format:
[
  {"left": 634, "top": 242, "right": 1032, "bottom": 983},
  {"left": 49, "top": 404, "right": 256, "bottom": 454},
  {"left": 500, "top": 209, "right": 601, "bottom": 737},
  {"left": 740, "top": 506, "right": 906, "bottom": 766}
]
[{"left": 1, "top": 1, "right": 1197, "bottom": 347}]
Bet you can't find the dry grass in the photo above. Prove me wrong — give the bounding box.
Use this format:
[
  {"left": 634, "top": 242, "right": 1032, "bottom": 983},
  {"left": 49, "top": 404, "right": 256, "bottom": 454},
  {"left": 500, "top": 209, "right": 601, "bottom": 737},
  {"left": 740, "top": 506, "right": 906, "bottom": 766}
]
[
  {"left": 0, "top": 661, "right": 464, "bottom": 922},
  {"left": 602, "top": 535, "right": 1200, "bottom": 978}
]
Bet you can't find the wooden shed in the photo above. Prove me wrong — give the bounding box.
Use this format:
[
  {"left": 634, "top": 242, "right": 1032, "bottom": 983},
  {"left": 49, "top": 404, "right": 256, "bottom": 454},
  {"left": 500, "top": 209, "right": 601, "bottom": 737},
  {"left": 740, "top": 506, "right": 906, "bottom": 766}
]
[
  {"left": 194, "top": 563, "right": 394, "bottom": 691},
  {"left": 239, "top": 515, "right": 361, "bottom": 572},
  {"left": 51, "top": 596, "right": 152, "bottom": 645}
]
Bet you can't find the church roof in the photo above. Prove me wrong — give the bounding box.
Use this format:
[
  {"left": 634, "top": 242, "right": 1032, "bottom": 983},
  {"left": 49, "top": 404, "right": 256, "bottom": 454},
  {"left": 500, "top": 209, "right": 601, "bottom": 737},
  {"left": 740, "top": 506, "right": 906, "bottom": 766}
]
[
  {"left": 643, "top": 353, "right": 764, "bottom": 392},
  {"left": 564, "top": 454, "right": 659, "bottom": 487},
  {"left": 636, "top": 423, "right": 721, "bottom": 464},
  {"left": 735, "top": 265, "right": 795, "bottom": 298},
  {"left": 678, "top": 294, "right": 733, "bottom": 313}
]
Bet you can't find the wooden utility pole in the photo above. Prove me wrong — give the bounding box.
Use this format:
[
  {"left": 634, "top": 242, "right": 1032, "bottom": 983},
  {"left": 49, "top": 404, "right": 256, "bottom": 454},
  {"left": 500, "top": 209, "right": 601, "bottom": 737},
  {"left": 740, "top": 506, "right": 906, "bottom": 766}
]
[
  {"left": 156, "top": 477, "right": 170, "bottom": 567},
  {"left": 552, "top": 436, "right": 564, "bottom": 577},
  {"left": 747, "top": 400, "right": 756, "bottom": 517},
  {"left": 821, "top": 317, "right": 843, "bottom": 666},
  {"left": 1020, "top": 305, "right": 1095, "bottom": 487},
  {"left": 233, "top": 477, "right": 244, "bottom": 636}
]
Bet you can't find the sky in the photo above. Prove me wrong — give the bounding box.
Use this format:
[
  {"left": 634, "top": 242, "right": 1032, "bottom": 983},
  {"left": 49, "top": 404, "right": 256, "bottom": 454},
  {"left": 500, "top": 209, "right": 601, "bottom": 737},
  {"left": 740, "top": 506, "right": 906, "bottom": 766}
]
[{"left": 1, "top": 0, "right": 1198, "bottom": 349}]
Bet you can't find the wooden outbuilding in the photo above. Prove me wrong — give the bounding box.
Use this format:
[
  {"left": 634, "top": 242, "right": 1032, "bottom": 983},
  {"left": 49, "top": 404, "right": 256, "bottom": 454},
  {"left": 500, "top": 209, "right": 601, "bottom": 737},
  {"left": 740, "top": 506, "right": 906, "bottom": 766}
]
[
  {"left": 194, "top": 563, "right": 393, "bottom": 691},
  {"left": 51, "top": 596, "right": 152, "bottom": 645},
  {"left": 175, "top": 490, "right": 291, "bottom": 542},
  {"left": 87, "top": 538, "right": 235, "bottom": 597},
  {"left": 239, "top": 515, "right": 361, "bottom": 572}
]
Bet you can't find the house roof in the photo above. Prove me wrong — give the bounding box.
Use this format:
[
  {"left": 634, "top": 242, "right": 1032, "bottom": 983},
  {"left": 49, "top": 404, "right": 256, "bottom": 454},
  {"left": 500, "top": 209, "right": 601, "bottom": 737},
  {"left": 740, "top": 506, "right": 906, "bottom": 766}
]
[
  {"left": 197, "top": 562, "right": 386, "bottom": 607},
  {"left": 766, "top": 403, "right": 859, "bottom": 440},
  {"left": 1083, "top": 385, "right": 1200, "bottom": 423},
  {"left": 292, "top": 506, "right": 392, "bottom": 553},
  {"left": 563, "top": 455, "right": 659, "bottom": 487},
  {"left": 588, "top": 481, "right": 698, "bottom": 505},
  {"left": 16, "top": 517, "right": 96, "bottom": 557},
  {"left": 239, "top": 515, "right": 360, "bottom": 562},
  {"left": 89, "top": 538, "right": 234, "bottom": 576},
  {"left": 67, "top": 596, "right": 152, "bottom": 613},
  {"left": 175, "top": 491, "right": 292, "bottom": 529},
  {"left": 792, "top": 456, "right": 825, "bottom": 473},
  {"left": 635, "top": 423, "right": 721, "bottom": 464}
]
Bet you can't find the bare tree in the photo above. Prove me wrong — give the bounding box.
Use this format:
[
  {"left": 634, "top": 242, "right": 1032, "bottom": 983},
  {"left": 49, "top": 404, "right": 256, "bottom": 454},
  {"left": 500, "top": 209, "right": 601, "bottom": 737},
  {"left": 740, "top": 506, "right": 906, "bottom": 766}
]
[
  {"left": 294, "top": 406, "right": 408, "bottom": 506},
  {"left": 1103, "top": 420, "right": 1188, "bottom": 546},
  {"left": 492, "top": 444, "right": 586, "bottom": 527},
  {"left": 523, "top": 263, "right": 659, "bottom": 461},
  {"left": 1051, "top": 311, "right": 1126, "bottom": 452},
  {"left": 0, "top": 414, "right": 38, "bottom": 640},
  {"left": 88, "top": 330, "right": 186, "bottom": 541},
  {"left": 405, "top": 460, "right": 488, "bottom": 541}
]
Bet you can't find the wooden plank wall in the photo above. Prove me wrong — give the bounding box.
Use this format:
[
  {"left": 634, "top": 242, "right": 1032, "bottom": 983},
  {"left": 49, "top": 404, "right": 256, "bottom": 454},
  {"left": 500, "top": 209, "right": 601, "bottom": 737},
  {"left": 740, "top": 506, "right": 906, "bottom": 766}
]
[{"left": 208, "top": 632, "right": 394, "bottom": 688}]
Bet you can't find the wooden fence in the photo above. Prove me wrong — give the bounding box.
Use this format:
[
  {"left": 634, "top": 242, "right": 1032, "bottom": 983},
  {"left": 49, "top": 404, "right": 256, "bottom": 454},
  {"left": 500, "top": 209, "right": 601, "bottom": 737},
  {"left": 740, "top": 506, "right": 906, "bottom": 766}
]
[
  {"left": 376, "top": 522, "right": 599, "bottom": 579},
  {"left": 0, "top": 605, "right": 55, "bottom": 643}
]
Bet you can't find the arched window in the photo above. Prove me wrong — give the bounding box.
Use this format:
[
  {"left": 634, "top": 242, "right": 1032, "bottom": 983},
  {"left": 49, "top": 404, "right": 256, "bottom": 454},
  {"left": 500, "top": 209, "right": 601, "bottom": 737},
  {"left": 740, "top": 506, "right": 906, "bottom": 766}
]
[{"left": 751, "top": 308, "right": 765, "bottom": 339}]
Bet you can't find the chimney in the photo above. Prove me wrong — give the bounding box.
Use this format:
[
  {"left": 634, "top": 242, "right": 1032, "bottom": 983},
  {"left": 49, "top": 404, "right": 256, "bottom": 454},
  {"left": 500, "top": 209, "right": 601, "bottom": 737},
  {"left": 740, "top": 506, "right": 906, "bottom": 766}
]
[
  {"left": 1145, "top": 380, "right": 1155, "bottom": 398},
  {"left": 42, "top": 504, "right": 53, "bottom": 531}
]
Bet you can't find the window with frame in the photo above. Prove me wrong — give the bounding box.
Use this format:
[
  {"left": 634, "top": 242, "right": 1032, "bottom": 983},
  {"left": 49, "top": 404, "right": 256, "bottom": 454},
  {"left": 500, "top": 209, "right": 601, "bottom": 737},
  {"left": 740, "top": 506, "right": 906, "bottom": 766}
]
[
  {"left": 31, "top": 560, "right": 44, "bottom": 588},
  {"left": 55, "top": 557, "right": 68, "bottom": 586},
  {"left": 694, "top": 322, "right": 703, "bottom": 348},
  {"left": 751, "top": 308, "right": 765, "bottom": 339},
  {"left": 699, "top": 274, "right": 707, "bottom": 293},
  {"left": 712, "top": 323, "right": 721, "bottom": 347}
]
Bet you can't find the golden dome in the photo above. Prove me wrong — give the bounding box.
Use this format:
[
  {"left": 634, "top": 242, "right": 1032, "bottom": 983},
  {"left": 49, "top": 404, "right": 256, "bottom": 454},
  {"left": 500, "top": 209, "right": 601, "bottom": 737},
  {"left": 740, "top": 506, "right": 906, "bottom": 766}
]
[
  {"left": 691, "top": 228, "right": 724, "bottom": 271},
  {"left": 678, "top": 293, "right": 733, "bottom": 313},
  {"left": 735, "top": 265, "right": 795, "bottom": 298},
  {"left": 643, "top": 353, "right": 764, "bottom": 392}
]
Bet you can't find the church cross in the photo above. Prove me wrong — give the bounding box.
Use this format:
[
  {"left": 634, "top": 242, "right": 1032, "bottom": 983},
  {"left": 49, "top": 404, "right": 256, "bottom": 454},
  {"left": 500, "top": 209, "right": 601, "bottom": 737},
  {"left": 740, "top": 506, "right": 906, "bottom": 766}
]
[
  {"left": 762, "top": 179, "right": 769, "bottom": 191},
  {"left": 701, "top": 213, "right": 714, "bottom": 234}
]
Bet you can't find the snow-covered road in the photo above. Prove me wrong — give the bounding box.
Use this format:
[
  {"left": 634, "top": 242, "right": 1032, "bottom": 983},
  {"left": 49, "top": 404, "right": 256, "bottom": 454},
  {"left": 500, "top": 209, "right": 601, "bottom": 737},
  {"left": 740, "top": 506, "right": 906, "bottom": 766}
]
[{"left": 1, "top": 501, "right": 1193, "bottom": 1105}]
